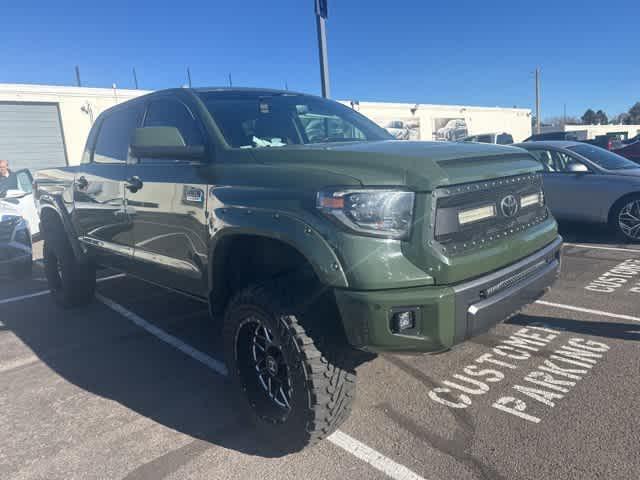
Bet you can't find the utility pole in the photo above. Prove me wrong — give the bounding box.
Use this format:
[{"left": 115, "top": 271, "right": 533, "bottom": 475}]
[
  {"left": 563, "top": 103, "right": 567, "bottom": 127},
  {"left": 75, "top": 66, "right": 82, "bottom": 87},
  {"left": 228, "top": 73, "right": 233, "bottom": 87},
  {"left": 133, "top": 68, "right": 139, "bottom": 89},
  {"left": 187, "top": 67, "right": 192, "bottom": 88},
  {"left": 315, "top": 0, "right": 330, "bottom": 98},
  {"left": 535, "top": 67, "right": 541, "bottom": 134}
]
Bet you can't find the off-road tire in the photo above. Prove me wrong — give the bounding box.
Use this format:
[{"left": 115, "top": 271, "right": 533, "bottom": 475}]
[
  {"left": 223, "top": 281, "right": 356, "bottom": 451},
  {"left": 43, "top": 228, "right": 96, "bottom": 308},
  {"left": 610, "top": 194, "right": 640, "bottom": 243}
]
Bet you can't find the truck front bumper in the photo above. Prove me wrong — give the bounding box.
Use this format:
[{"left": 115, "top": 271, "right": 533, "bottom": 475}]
[{"left": 334, "top": 236, "right": 562, "bottom": 352}]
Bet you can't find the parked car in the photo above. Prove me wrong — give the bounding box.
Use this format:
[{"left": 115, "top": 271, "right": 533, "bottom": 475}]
[
  {"left": 583, "top": 133, "right": 626, "bottom": 151},
  {"left": 458, "top": 132, "right": 514, "bottom": 145},
  {"left": 435, "top": 119, "right": 468, "bottom": 141},
  {"left": 613, "top": 139, "right": 640, "bottom": 164},
  {"left": 524, "top": 131, "right": 585, "bottom": 142},
  {"left": 516, "top": 141, "right": 640, "bottom": 242},
  {"left": 35, "top": 88, "right": 561, "bottom": 450},
  {"left": 384, "top": 120, "right": 410, "bottom": 140},
  {"left": 0, "top": 169, "right": 37, "bottom": 277}
]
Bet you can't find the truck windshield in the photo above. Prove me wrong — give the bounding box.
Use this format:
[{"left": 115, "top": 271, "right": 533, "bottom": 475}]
[
  {"left": 198, "top": 91, "right": 393, "bottom": 148},
  {"left": 567, "top": 144, "right": 638, "bottom": 170}
]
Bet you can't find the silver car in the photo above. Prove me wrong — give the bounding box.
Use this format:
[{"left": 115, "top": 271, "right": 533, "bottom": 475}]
[{"left": 515, "top": 141, "right": 640, "bottom": 242}]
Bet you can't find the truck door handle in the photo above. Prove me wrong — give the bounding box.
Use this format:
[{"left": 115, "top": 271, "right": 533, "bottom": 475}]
[
  {"left": 76, "top": 176, "right": 88, "bottom": 190},
  {"left": 125, "top": 176, "right": 143, "bottom": 193}
]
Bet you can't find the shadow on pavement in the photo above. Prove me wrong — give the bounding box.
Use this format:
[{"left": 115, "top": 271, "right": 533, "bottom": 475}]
[
  {"left": 2, "top": 296, "right": 346, "bottom": 459},
  {"left": 507, "top": 314, "right": 640, "bottom": 342},
  {"left": 557, "top": 221, "right": 637, "bottom": 247}
]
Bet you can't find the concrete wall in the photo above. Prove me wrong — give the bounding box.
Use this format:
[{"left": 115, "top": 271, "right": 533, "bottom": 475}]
[{"left": 0, "top": 84, "right": 150, "bottom": 166}]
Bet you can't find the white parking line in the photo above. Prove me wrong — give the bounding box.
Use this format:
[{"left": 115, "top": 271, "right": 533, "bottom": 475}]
[
  {"left": 563, "top": 243, "right": 640, "bottom": 254},
  {"left": 95, "top": 293, "right": 427, "bottom": 480},
  {"left": 0, "top": 290, "right": 50, "bottom": 305},
  {"left": 327, "top": 430, "right": 427, "bottom": 480},
  {"left": 535, "top": 300, "right": 640, "bottom": 323},
  {"left": 96, "top": 294, "right": 228, "bottom": 375},
  {"left": 0, "top": 273, "right": 126, "bottom": 306}
]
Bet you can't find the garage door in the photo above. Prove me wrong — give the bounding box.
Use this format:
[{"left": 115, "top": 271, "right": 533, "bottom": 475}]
[{"left": 0, "top": 102, "right": 67, "bottom": 172}]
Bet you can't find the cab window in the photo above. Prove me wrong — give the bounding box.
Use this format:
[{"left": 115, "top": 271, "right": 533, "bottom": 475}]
[
  {"left": 94, "top": 104, "right": 144, "bottom": 163},
  {"left": 143, "top": 99, "right": 204, "bottom": 146}
]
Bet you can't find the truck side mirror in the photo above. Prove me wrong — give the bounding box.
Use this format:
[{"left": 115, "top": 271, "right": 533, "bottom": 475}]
[{"left": 130, "top": 127, "right": 205, "bottom": 160}]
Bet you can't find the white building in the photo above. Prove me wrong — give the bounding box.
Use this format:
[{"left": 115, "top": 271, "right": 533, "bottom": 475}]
[
  {"left": 0, "top": 83, "right": 532, "bottom": 171},
  {"left": 344, "top": 101, "right": 532, "bottom": 144},
  {"left": 563, "top": 123, "right": 640, "bottom": 140},
  {"left": 0, "top": 83, "right": 149, "bottom": 170}
]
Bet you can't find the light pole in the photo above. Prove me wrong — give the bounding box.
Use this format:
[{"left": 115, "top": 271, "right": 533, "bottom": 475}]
[
  {"left": 315, "top": 0, "right": 330, "bottom": 98},
  {"left": 535, "top": 68, "right": 541, "bottom": 134}
]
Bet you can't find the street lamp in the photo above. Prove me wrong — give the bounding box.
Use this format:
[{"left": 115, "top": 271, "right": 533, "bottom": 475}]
[{"left": 315, "top": 0, "right": 330, "bottom": 98}]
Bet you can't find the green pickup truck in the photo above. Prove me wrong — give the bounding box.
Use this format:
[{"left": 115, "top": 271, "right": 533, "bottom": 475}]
[{"left": 35, "top": 88, "right": 561, "bottom": 449}]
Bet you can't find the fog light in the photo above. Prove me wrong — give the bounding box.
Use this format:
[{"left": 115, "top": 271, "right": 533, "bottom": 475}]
[{"left": 391, "top": 310, "right": 416, "bottom": 332}]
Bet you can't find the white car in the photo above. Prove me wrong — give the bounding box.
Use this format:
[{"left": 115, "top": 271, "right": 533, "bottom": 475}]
[
  {"left": 0, "top": 169, "right": 37, "bottom": 278},
  {"left": 385, "top": 121, "right": 410, "bottom": 140},
  {"left": 436, "top": 119, "right": 468, "bottom": 141}
]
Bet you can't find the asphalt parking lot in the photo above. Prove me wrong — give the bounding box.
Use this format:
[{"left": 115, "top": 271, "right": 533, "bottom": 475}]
[{"left": 1, "top": 223, "right": 639, "bottom": 480}]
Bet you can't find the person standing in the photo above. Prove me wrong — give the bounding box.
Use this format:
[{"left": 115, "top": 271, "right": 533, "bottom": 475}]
[{"left": 0, "top": 159, "right": 18, "bottom": 193}]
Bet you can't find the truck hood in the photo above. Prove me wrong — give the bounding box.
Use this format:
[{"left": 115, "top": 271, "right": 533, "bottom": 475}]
[{"left": 251, "top": 140, "right": 542, "bottom": 190}]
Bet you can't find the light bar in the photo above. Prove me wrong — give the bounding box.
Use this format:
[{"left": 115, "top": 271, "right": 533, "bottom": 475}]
[
  {"left": 521, "top": 192, "right": 544, "bottom": 208},
  {"left": 458, "top": 204, "right": 496, "bottom": 225}
]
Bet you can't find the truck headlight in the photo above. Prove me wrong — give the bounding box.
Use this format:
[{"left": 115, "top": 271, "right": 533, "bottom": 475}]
[{"left": 316, "top": 189, "right": 415, "bottom": 239}]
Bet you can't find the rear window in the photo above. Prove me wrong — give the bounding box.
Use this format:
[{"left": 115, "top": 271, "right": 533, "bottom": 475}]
[
  {"left": 496, "top": 133, "right": 513, "bottom": 144},
  {"left": 567, "top": 144, "right": 638, "bottom": 170}
]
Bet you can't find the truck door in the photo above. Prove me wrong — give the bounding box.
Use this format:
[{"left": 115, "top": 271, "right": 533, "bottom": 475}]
[
  {"left": 73, "top": 103, "right": 143, "bottom": 269},
  {"left": 125, "top": 96, "right": 210, "bottom": 297}
]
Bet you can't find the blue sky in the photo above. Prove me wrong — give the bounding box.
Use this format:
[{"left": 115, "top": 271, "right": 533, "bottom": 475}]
[{"left": 2, "top": 0, "right": 638, "bottom": 119}]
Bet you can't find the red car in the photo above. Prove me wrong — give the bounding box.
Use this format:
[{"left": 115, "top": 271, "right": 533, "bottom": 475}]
[{"left": 613, "top": 140, "right": 640, "bottom": 164}]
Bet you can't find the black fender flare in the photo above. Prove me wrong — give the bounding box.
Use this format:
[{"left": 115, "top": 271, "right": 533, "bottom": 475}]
[
  {"left": 207, "top": 206, "right": 349, "bottom": 292},
  {"left": 38, "top": 196, "right": 86, "bottom": 262}
]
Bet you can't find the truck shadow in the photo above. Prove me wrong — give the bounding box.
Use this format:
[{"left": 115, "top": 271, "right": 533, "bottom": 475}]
[
  {"left": 557, "top": 220, "right": 637, "bottom": 247},
  {"left": 506, "top": 313, "right": 640, "bottom": 342},
  {"left": 2, "top": 294, "right": 366, "bottom": 459}
]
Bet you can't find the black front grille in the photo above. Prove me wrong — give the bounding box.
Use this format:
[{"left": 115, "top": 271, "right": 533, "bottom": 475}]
[{"left": 434, "top": 173, "right": 548, "bottom": 255}]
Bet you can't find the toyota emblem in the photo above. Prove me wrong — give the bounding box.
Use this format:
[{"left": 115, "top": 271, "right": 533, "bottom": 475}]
[{"left": 500, "top": 195, "right": 519, "bottom": 217}]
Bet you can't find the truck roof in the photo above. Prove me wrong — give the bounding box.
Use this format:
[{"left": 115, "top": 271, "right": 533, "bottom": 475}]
[{"left": 192, "top": 87, "right": 309, "bottom": 97}]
